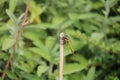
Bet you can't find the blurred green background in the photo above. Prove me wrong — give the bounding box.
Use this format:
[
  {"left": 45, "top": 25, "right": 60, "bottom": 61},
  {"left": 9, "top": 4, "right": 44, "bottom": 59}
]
[{"left": 0, "top": 0, "right": 120, "bottom": 80}]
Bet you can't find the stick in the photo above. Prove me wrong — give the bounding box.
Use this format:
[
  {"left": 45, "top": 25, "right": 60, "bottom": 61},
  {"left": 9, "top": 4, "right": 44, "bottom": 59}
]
[
  {"left": 1, "top": 0, "right": 30, "bottom": 79},
  {"left": 59, "top": 32, "right": 65, "bottom": 80}
]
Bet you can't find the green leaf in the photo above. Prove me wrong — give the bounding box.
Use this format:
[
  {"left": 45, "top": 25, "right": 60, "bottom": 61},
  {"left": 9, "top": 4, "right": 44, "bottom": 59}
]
[
  {"left": 23, "top": 29, "right": 47, "bottom": 41},
  {"left": 24, "top": 0, "right": 43, "bottom": 23},
  {"left": 0, "top": 53, "right": 6, "bottom": 59},
  {"left": 0, "top": 35, "right": 8, "bottom": 46},
  {"left": 6, "top": 9, "right": 18, "bottom": 24},
  {"left": 7, "top": 71, "right": 17, "bottom": 79},
  {"left": 0, "top": 25, "right": 9, "bottom": 32},
  {"left": 61, "top": 19, "right": 73, "bottom": 30},
  {"left": 2, "top": 38, "right": 15, "bottom": 50},
  {"left": 16, "top": 62, "right": 30, "bottom": 72},
  {"left": 86, "top": 66, "right": 96, "bottom": 80},
  {"left": 91, "top": 32, "right": 105, "bottom": 42},
  {"left": 16, "top": 60, "right": 37, "bottom": 73},
  {"left": 68, "top": 13, "right": 99, "bottom": 20},
  {"left": 23, "top": 31, "right": 40, "bottom": 41},
  {"left": 0, "top": 77, "right": 2, "bottom": 80},
  {"left": 108, "top": 0, "right": 118, "bottom": 8},
  {"left": 111, "top": 41, "right": 120, "bottom": 53},
  {"left": 24, "top": 24, "right": 46, "bottom": 30},
  {"left": 9, "top": 0, "right": 18, "bottom": 12},
  {"left": 45, "top": 36, "right": 55, "bottom": 50},
  {"left": 33, "top": 41, "right": 49, "bottom": 54},
  {"left": 71, "top": 55, "right": 88, "bottom": 66},
  {"left": 110, "top": 16, "right": 120, "bottom": 23},
  {"left": 0, "top": 0, "right": 7, "bottom": 5},
  {"left": 29, "top": 47, "right": 52, "bottom": 62},
  {"left": 52, "top": 16, "right": 65, "bottom": 26},
  {"left": 20, "top": 72, "right": 40, "bottom": 80},
  {"left": 37, "top": 65, "right": 49, "bottom": 77},
  {"left": 63, "top": 63, "right": 86, "bottom": 75}
]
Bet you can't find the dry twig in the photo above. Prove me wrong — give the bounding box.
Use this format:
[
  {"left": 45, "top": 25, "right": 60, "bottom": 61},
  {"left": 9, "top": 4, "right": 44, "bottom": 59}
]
[
  {"left": 59, "top": 33, "right": 75, "bottom": 80},
  {"left": 59, "top": 32, "right": 65, "bottom": 80},
  {"left": 1, "top": 0, "right": 30, "bottom": 79}
]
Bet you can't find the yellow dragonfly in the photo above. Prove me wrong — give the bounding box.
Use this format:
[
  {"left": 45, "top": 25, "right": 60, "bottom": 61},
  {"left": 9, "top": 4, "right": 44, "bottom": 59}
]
[{"left": 63, "top": 35, "right": 75, "bottom": 55}]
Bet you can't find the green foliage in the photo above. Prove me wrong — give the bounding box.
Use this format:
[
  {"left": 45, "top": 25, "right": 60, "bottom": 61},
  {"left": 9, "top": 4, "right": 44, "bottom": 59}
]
[
  {"left": 0, "top": 77, "right": 2, "bottom": 80},
  {"left": 0, "top": 0, "right": 120, "bottom": 80},
  {"left": 86, "top": 67, "right": 96, "bottom": 80},
  {"left": 63, "top": 63, "right": 87, "bottom": 75},
  {"left": 2, "top": 38, "right": 15, "bottom": 50}
]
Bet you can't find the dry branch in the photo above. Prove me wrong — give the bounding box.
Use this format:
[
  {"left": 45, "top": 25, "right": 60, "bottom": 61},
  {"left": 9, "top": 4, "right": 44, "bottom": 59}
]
[
  {"left": 1, "top": 0, "right": 30, "bottom": 79},
  {"left": 59, "top": 32, "right": 65, "bottom": 80}
]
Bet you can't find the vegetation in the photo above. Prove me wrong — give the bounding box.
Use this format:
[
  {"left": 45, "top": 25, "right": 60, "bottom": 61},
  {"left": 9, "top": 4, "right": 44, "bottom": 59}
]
[{"left": 0, "top": 0, "right": 120, "bottom": 80}]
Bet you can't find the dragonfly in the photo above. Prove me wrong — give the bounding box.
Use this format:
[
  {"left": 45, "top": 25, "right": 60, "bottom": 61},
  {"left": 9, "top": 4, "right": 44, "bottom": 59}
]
[{"left": 63, "top": 35, "right": 75, "bottom": 55}]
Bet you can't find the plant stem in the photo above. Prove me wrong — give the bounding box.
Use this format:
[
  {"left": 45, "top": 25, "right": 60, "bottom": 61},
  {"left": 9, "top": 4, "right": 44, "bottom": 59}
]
[
  {"left": 59, "top": 32, "right": 65, "bottom": 80},
  {"left": 1, "top": 0, "right": 30, "bottom": 79}
]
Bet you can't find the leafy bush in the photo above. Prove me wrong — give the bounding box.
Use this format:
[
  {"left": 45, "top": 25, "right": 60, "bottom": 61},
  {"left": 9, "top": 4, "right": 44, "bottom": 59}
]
[{"left": 0, "top": 0, "right": 120, "bottom": 80}]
